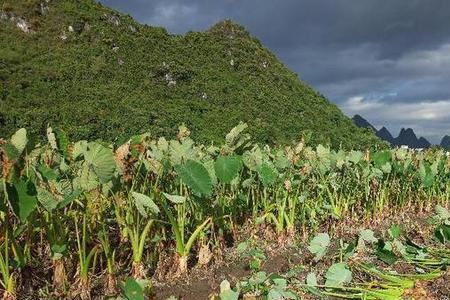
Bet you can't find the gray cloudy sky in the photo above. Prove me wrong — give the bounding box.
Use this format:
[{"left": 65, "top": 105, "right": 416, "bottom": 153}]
[{"left": 100, "top": 0, "right": 450, "bottom": 143}]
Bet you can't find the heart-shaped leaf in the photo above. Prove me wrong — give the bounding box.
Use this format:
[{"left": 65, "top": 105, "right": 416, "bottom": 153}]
[
  {"left": 359, "top": 229, "right": 377, "bottom": 243},
  {"left": 215, "top": 155, "right": 242, "bottom": 184},
  {"left": 325, "top": 263, "right": 352, "bottom": 287},
  {"left": 7, "top": 178, "right": 37, "bottom": 222},
  {"left": 132, "top": 192, "right": 160, "bottom": 217},
  {"left": 37, "top": 187, "right": 59, "bottom": 212},
  {"left": 307, "top": 233, "right": 330, "bottom": 261},
  {"left": 84, "top": 142, "right": 116, "bottom": 183},
  {"left": 258, "top": 161, "right": 278, "bottom": 187},
  {"left": 219, "top": 280, "right": 239, "bottom": 300},
  {"left": 174, "top": 160, "right": 212, "bottom": 196}
]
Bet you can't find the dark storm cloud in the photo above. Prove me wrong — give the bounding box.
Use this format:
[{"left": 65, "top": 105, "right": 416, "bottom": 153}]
[{"left": 100, "top": 0, "right": 450, "bottom": 143}]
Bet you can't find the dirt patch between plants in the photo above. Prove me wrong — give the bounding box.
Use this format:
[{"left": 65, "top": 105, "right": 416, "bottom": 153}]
[
  {"left": 152, "top": 206, "right": 447, "bottom": 300},
  {"left": 153, "top": 248, "right": 304, "bottom": 299},
  {"left": 417, "top": 270, "right": 450, "bottom": 300}
]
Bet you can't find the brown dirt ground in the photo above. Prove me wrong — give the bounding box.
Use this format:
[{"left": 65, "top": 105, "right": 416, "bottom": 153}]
[{"left": 152, "top": 206, "right": 448, "bottom": 300}]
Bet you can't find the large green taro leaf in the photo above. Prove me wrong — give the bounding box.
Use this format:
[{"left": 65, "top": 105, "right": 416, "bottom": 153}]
[
  {"left": 84, "top": 142, "right": 116, "bottom": 183},
  {"left": 372, "top": 151, "right": 391, "bottom": 168},
  {"left": 10, "top": 128, "right": 28, "bottom": 154},
  {"left": 174, "top": 160, "right": 212, "bottom": 196},
  {"left": 307, "top": 233, "right": 330, "bottom": 261},
  {"left": 214, "top": 155, "right": 242, "bottom": 184},
  {"left": 257, "top": 161, "right": 278, "bottom": 187},
  {"left": 419, "top": 161, "right": 434, "bottom": 188},
  {"left": 7, "top": 178, "right": 38, "bottom": 222}
]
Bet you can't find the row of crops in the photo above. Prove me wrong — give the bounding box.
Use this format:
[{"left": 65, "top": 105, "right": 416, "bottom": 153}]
[{"left": 0, "top": 123, "right": 449, "bottom": 299}]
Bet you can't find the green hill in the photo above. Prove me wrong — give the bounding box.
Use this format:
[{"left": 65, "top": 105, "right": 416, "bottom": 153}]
[{"left": 0, "top": 0, "right": 381, "bottom": 148}]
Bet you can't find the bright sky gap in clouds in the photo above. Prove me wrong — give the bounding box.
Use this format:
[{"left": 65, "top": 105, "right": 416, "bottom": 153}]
[{"left": 100, "top": 0, "right": 450, "bottom": 143}]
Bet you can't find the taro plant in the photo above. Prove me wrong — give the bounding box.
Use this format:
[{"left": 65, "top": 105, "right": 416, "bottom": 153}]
[
  {"left": 38, "top": 186, "right": 83, "bottom": 293},
  {"left": 0, "top": 231, "right": 15, "bottom": 300},
  {"left": 257, "top": 186, "right": 301, "bottom": 239},
  {"left": 0, "top": 124, "right": 450, "bottom": 298},
  {"left": 122, "top": 191, "right": 159, "bottom": 279},
  {"left": 307, "top": 233, "right": 330, "bottom": 262},
  {"left": 44, "top": 213, "right": 71, "bottom": 293},
  {"left": 213, "top": 154, "right": 243, "bottom": 232},
  {"left": 161, "top": 192, "right": 212, "bottom": 276},
  {"left": 236, "top": 241, "right": 266, "bottom": 272},
  {"left": 72, "top": 215, "right": 98, "bottom": 300},
  {"left": 432, "top": 205, "right": 450, "bottom": 244},
  {"left": 232, "top": 271, "right": 298, "bottom": 299},
  {"left": 98, "top": 224, "right": 118, "bottom": 296},
  {"left": 174, "top": 160, "right": 213, "bottom": 197}
]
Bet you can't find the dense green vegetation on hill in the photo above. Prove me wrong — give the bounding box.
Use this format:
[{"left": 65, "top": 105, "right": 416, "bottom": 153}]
[{"left": 0, "top": 0, "right": 381, "bottom": 149}]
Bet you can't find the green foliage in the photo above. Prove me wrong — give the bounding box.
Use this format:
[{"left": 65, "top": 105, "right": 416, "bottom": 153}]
[
  {"left": 325, "top": 263, "right": 352, "bottom": 287},
  {"left": 266, "top": 276, "right": 298, "bottom": 299},
  {"left": 230, "top": 271, "right": 298, "bottom": 299},
  {"left": 359, "top": 229, "right": 378, "bottom": 243},
  {"left": 162, "top": 193, "right": 186, "bottom": 204},
  {"left": 83, "top": 142, "right": 116, "bottom": 183},
  {"left": 219, "top": 280, "right": 239, "bottom": 300},
  {"left": 307, "top": 233, "right": 330, "bottom": 261},
  {"left": 10, "top": 128, "right": 27, "bottom": 154},
  {"left": 237, "top": 241, "right": 266, "bottom": 271},
  {"left": 306, "top": 272, "right": 318, "bottom": 287},
  {"left": 36, "top": 186, "right": 58, "bottom": 212},
  {"left": 435, "top": 224, "right": 450, "bottom": 244},
  {"left": 121, "top": 278, "right": 145, "bottom": 300},
  {"left": 214, "top": 155, "right": 242, "bottom": 184},
  {"left": 376, "top": 240, "right": 398, "bottom": 265},
  {"left": 174, "top": 160, "right": 212, "bottom": 196},
  {"left": 388, "top": 224, "right": 401, "bottom": 239},
  {"left": 7, "top": 178, "right": 38, "bottom": 221},
  {"left": 419, "top": 161, "right": 435, "bottom": 188},
  {"left": 257, "top": 161, "right": 278, "bottom": 187},
  {"left": 372, "top": 151, "right": 391, "bottom": 167},
  {"left": 0, "top": 0, "right": 382, "bottom": 149},
  {"left": 434, "top": 205, "right": 450, "bottom": 223},
  {"left": 131, "top": 192, "right": 160, "bottom": 218}
]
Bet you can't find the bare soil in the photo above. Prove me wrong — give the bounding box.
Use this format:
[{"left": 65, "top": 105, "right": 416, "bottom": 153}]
[{"left": 151, "top": 206, "right": 448, "bottom": 300}]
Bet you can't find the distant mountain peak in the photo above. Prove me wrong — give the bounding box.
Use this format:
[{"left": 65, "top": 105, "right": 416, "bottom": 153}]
[
  {"left": 396, "top": 128, "right": 417, "bottom": 146},
  {"left": 352, "top": 116, "right": 435, "bottom": 149},
  {"left": 352, "top": 115, "right": 376, "bottom": 132},
  {"left": 376, "top": 126, "right": 394, "bottom": 144},
  {"left": 417, "top": 137, "right": 431, "bottom": 149},
  {"left": 395, "top": 128, "right": 430, "bottom": 149},
  {"left": 441, "top": 135, "right": 450, "bottom": 149}
]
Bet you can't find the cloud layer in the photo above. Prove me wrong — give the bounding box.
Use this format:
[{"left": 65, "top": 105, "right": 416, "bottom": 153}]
[{"left": 100, "top": 0, "right": 450, "bottom": 143}]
